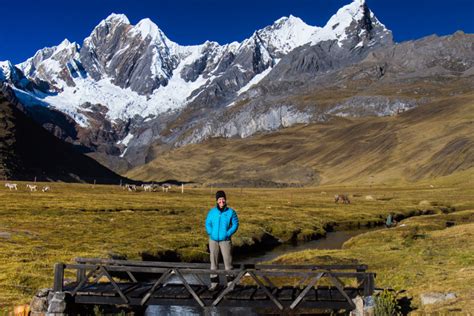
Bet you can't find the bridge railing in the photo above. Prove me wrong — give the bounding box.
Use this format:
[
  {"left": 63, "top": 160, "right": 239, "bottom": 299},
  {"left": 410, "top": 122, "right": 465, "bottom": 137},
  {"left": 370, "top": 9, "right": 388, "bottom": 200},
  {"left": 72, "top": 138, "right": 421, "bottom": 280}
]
[{"left": 53, "top": 258, "right": 375, "bottom": 311}]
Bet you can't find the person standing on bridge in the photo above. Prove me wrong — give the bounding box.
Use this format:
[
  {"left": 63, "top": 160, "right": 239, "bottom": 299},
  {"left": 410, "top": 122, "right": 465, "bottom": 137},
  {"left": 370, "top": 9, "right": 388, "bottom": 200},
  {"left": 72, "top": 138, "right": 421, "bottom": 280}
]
[{"left": 205, "top": 190, "right": 239, "bottom": 291}]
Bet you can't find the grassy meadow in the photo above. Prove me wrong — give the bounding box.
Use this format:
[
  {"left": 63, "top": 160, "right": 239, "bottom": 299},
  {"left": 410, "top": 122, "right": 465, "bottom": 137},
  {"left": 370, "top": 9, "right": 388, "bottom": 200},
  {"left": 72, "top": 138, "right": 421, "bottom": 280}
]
[{"left": 0, "top": 173, "right": 473, "bottom": 313}]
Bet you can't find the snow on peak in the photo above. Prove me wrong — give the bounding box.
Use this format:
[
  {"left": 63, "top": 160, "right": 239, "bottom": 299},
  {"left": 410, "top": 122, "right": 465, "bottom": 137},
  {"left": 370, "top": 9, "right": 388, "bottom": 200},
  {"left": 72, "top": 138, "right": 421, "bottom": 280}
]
[
  {"left": 310, "top": 0, "right": 372, "bottom": 44},
  {"left": 55, "top": 39, "right": 79, "bottom": 54},
  {"left": 128, "top": 17, "right": 183, "bottom": 56},
  {"left": 0, "top": 60, "right": 14, "bottom": 81},
  {"left": 254, "top": 15, "right": 319, "bottom": 55},
  {"left": 104, "top": 13, "right": 130, "bottom": 25},
  {"left": 135, "top": 18, "right": 161, "bottom": 40}
]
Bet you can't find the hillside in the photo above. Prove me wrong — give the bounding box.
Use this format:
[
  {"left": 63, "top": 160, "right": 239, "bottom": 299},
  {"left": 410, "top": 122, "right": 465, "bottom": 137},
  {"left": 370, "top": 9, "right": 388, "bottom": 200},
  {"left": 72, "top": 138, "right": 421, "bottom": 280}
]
[
  {"left": 126, "top": 90, "right": 474, "bottom": 186},
  {"left": 0, "top": 91, "right": 126, "bottom": 183}
]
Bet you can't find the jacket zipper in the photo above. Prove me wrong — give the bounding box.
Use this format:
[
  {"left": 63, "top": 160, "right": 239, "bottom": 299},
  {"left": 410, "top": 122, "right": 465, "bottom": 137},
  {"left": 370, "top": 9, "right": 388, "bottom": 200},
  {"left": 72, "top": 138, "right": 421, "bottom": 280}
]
[{"left": 217, "top": 211, "right": 221, "bottom": 241}]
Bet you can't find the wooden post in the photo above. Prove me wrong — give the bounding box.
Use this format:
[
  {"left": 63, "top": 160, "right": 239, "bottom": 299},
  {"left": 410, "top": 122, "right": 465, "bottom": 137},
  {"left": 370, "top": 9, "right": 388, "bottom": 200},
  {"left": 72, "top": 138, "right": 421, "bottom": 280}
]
[
  {"left": 356, "top": 267, "right": 365, "bottom": 287},
  {"left": 34, "top": 176, "right": 37, "bottom": 183},
  {"left": 53, "top": 263, "right": 65, "bottom": 292},
  {"left": 76, "top": 267, "right": 86, "bottom": 284},
  {"left": 181, "top": 184, "right": 184, "bottom": 194},
  {"left": 93, "top": 179, "right": 96, "bottom": 188},
  {"left": 364, "top": 273, "right": 375, "bottom": 296}
]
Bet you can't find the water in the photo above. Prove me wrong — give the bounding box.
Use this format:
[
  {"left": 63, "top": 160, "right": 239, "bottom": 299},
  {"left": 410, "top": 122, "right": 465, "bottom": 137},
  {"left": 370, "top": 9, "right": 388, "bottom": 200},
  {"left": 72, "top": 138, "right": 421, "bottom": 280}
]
[
  {"left": 240, "top": 227, "right": 381, "bottom": 264},
  {"left": 145, "top": 227, "right": 380, "bottom": 315},
  {"left": 145, "top": 305, "right": 258, "bottom": 316}
]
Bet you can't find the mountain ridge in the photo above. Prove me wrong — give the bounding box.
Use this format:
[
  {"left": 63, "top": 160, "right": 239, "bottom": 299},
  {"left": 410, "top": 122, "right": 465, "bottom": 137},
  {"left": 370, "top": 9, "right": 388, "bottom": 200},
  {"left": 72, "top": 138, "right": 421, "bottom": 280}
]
[
  {"left": 0, "top": 85, "right": 128, "bottom": 183},
  {"left": 1, "top": 0, "right": 472, "bottom": 183}
]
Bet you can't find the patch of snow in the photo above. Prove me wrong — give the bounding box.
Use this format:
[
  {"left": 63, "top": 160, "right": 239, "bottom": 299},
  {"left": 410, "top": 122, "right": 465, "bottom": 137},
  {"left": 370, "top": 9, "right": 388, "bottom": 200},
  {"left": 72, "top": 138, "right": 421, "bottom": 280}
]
[
  {"left": 256, "top": 15, "right": 320, "bottom": 54},
  {"left": 0, "top": 61, "right": 13, "bottom": 80},
  {"left": 117, "top": 133, "right": 133, "bottom": 146},
  {"left": 237, "top": 63, "right": 276, "bottom": 95},
  {"left": 134, "top": 18, "right": 161, "bottom": 40}
]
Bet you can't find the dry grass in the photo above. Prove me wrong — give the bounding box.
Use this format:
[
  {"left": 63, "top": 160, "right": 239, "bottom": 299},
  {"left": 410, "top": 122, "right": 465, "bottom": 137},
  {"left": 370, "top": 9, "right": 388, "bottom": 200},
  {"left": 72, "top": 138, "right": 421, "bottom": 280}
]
[
  {"left": 0, "top": 177, "right": 473, "bottom": 310},
  {"left": 126, "top": 92, "right": 474, "bottom": 187}
]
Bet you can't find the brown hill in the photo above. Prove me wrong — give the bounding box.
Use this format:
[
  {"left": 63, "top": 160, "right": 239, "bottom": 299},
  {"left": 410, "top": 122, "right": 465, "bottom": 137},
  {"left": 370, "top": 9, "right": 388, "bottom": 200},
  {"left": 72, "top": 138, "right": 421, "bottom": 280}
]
[
  {"left": 126, "top": 90, "right": 474, "bottom": 186},
  {"left": 0, "top": 91, "right": 127, "bottom": 183}
]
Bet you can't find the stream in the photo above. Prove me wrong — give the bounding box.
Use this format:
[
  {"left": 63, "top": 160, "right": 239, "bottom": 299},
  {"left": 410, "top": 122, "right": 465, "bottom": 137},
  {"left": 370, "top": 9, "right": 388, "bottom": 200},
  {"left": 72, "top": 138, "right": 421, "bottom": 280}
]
[{"left": 145, "top": 227, "right": 380, "bottom": 315}]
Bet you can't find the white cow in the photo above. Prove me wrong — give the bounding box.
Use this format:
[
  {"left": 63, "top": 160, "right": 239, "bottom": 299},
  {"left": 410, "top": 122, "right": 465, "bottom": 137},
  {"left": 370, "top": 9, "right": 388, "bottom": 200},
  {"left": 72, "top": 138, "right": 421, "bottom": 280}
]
[
  {"left": 125, "top": 184, "right": 137, "bottom": 192},
  {"left": 26, "top": 184, "right": 37, "bottom": 192},
  {"left": 5, "top": 183, "right": 18, "bottom": 190},
  {"left": 42, "top": 186, "right": 50, "bottom": 192},
  {"left": 143, "top": 184, "right": 153, "bottom": 192},
  {"left": 162, "top": 184, "right": 172, "bottom": 193}
]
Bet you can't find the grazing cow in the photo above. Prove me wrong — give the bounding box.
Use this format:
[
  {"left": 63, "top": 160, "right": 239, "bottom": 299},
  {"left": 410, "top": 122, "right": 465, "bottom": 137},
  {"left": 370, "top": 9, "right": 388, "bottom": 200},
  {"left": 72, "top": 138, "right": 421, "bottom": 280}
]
[
  {"left": 162, "top": 183, "right": 172, "bottom": 193},
  {"left": 125, "top": 184, "right": 137, "bottom": 192},
  {"left": 334, "top": 194, "right": 350, "bottom": 204},
  {"left": 5, "top": 183, "right": 18, "bottom": 190},
  {"left": 42, "top": 186, "right": 50, "bottom": 192},
  {"left": 143, "top": 184, "right": 153, "bottom": 192},
  {"left": 26, "top": 184, "right": 37, "bottom": 192}
]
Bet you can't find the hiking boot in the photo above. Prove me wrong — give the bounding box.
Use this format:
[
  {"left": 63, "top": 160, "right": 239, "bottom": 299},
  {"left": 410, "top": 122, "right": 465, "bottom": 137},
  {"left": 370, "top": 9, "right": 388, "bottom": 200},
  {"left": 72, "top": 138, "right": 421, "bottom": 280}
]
[{"left": 208, "top": 283, "right": 218, "bottom": 291}]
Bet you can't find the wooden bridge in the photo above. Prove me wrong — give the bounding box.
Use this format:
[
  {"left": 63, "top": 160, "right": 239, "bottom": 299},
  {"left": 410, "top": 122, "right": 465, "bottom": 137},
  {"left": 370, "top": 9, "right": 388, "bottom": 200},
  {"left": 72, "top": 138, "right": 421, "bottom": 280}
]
[{"left": 52, "top": 258, "right": 375, "bottom": 312}]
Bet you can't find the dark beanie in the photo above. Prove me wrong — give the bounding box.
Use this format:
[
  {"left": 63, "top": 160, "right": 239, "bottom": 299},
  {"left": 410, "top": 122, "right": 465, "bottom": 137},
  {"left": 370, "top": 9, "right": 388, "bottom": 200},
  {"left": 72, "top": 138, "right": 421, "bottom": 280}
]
[{"left": 215, "top": 190, "right": 226, "bottom": 201}]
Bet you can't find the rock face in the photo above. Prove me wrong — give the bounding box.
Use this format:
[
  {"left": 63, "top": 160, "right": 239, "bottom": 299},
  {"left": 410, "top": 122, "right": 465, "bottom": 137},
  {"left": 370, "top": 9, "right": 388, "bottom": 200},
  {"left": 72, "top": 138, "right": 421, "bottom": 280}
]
[{"left": 1, "top": 0, "right": 473, "bottom": 174}]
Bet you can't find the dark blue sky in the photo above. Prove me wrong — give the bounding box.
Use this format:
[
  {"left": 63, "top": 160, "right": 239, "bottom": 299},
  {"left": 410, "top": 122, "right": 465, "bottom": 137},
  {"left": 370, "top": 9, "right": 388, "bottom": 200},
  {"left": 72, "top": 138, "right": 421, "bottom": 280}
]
[{"left": 1, "top": 0, "right": 473, "bottom": 64}]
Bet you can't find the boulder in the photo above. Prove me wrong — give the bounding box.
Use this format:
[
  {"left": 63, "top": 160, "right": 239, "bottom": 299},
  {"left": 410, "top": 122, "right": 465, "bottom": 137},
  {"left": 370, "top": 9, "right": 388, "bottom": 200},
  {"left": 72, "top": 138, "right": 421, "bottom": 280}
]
[
  {"left": 30, "top": 288, "right": 52, "bottom": 315},
  {"left": 420, "top": 292, "right": 457, "bottom": 306}
]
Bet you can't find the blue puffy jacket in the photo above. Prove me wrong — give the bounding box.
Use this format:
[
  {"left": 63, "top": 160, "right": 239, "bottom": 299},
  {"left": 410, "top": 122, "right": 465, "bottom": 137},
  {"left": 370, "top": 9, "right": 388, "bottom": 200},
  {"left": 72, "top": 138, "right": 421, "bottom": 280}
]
[{"left": 205, "top": 206, "right": 239, "bottom": 241}]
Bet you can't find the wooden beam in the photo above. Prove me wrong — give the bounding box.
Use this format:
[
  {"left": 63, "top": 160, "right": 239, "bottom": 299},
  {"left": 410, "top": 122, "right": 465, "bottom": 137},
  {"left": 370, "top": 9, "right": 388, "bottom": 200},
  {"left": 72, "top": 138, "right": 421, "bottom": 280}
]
[
  {"left": 53, "top": 263, "right": 65, "bottom": 292},
  {"left": 290, "top": 272, "right": 323, "bottom": 310}
]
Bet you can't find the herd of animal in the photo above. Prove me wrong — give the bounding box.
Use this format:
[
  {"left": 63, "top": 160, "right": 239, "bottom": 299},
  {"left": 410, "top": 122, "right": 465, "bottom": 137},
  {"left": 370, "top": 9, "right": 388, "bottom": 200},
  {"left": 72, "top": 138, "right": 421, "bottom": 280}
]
[
  {"left": 5, "top": 182, "right": 352, "bottom": 204},
  {"left": 4, "top": 183, "right": 50, "bottom": 192},
  {"left": 122, "top": 183, "right": 175, "bottom": 193},
  {"left": 4, "top": 182, "right": 178, "bottom": 194}
]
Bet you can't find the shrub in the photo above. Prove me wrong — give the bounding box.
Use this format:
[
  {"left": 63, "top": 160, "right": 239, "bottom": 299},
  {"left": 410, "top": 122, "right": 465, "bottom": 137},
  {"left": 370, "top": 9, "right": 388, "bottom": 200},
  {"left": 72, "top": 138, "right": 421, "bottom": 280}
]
[{"left": 374, "top": 290, "right": 401, "bottom": 316}]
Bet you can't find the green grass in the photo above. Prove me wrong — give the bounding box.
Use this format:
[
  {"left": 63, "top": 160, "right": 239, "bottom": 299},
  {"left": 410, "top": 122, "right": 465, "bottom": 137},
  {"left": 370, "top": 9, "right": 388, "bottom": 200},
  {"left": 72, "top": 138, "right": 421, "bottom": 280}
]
[
  {"left": 1, "top": 178, "right": 473, "bottom": 312},
  {"left": 271, "top": 211, "right": 474, "bottom": 314}
]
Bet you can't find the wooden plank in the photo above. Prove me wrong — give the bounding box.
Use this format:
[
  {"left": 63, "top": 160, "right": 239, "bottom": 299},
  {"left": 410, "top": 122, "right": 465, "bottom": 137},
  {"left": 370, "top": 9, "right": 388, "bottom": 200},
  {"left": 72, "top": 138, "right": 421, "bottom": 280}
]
[
  {"left": 70, "top": 267, "right": 99, "bottom": 297},
  {"left": 99, "top": 267, "right": 129, "bottom": 303},
  {"left": 140, "top": 269, "right": 172, "bottom": 305},
  {"left": 174, "top": 269, "right": 205, "bottom": 307},
  {"left": 316, "top": 286, "right": 331, "bottom": 301},
  {"left": 75, "top": 283, "right": 104, "bottom": 296},
  {"left": 200, "top": 285, "right": 224, "bottom": 300},
  {"left": 75, "top": 258, "right": 366, "bottom": 271},
  {"left": 277, "top": 286, "right": 295, "bottom": 301},
  {"left": 252, "top": 287, "right": 269, "bottom": 300},
  {"left": 154, "top": 284, "right": 184, "bottom": 299},
  {"left": 126, "top": 283, "right": 153, "bottom": 298},
  {"left": 212, "top": 270, "right": 247, "bottom": 307},
  {"left": 289, "top": 273, "right": 323, "bottom": 310},
  {"left": 53, "top": 263, "right": 64, "bottom": 292},
  {"left": 327, "top": 273, "right": 355, "bottom": 309},
  {"left": 225, "top": 285, "right": 257, "bottom": 300}
]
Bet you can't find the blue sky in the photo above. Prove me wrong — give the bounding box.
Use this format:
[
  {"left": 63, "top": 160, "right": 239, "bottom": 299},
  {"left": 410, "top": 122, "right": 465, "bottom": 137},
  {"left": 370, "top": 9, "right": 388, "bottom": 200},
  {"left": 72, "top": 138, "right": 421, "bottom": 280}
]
[{"left": 1, "top": 0, "right": 473, "bottom": 64}]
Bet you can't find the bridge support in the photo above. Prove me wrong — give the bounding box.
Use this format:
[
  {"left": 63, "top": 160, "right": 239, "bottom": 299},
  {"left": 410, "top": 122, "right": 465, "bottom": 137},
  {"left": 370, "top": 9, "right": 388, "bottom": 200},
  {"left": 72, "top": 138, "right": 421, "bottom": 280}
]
[
  {"left": 350, "top": 295, "right": 375, "bottom": 316},
  {"left": 47, "top": 291, "right": 68, "bottom": 315},
  {"left": 30, "top": 289, "right": 69, "bottom": 316}
]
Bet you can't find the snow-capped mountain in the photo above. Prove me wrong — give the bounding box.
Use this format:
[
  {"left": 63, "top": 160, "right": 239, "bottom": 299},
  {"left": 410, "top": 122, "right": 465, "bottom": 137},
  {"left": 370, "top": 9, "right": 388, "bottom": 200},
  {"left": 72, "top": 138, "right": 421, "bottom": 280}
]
[
  {"left": 310, "top": 0, "right": 389, "bottom": 47},
  {"left": 2, "top": 0, "right": 400, "bottom": 170},
  {"left": 11, "top": 0, "right": 391, "bottom": 121}
]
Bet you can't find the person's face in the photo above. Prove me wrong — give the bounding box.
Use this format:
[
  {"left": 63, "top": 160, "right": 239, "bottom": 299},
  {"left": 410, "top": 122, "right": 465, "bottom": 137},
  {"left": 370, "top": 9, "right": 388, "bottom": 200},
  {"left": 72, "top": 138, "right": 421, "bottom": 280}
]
[{"left": 217, "top": 197, "right": 226, "bottom": 207}]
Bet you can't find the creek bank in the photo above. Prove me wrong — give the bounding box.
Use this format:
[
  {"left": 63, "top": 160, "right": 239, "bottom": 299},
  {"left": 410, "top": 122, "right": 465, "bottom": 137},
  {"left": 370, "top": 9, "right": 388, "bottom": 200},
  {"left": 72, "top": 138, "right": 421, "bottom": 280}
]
[{"left": 139, "top": 206, "right": 455, "bottom": 264}]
